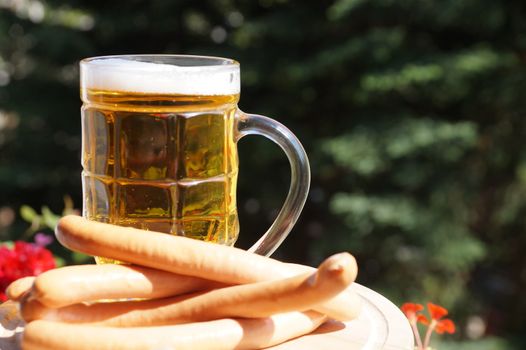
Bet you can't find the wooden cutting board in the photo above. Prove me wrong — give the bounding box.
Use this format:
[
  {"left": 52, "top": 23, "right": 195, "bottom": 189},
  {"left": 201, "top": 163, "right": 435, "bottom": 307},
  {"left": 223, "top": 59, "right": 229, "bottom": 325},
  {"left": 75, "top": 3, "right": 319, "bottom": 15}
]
[{"left": 0, "top": 283, "right": 413, "bottom": 350}]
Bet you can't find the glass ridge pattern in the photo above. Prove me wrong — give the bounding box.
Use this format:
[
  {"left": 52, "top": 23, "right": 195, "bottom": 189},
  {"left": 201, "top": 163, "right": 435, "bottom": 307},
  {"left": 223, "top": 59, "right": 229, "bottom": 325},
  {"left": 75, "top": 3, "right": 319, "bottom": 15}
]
[{"left": 81, "top": 90, "right": 239, "bottom": 263}]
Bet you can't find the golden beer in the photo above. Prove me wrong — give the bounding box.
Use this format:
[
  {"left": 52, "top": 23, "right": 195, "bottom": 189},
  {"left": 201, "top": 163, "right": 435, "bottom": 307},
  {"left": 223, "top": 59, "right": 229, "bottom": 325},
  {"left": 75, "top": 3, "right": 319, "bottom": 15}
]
[{"left": 80, "top": 55, "right": 310, "bottom": 260}]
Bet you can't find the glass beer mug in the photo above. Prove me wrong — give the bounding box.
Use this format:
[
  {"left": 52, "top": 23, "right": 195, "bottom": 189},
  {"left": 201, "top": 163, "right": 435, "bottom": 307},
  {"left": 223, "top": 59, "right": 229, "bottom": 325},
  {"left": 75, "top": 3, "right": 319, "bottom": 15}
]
[{"left": 80, "top": 55, "right": 310, "bottom": 258}]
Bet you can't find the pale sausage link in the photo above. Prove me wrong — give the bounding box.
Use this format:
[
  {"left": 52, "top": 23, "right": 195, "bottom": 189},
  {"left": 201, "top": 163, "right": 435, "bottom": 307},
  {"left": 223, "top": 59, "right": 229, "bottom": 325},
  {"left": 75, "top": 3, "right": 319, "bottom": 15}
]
[
  {"left": 55, "top": 215, "right": 362, "bottom": 321},
  {"left": 21, "top": 253, "right": 355, "bottom": 326},
  {"left": 6, "top": 276, "right": 35, "bottom": 302},
  {"left": 29, "top": 264, "right": 225, "bottom": 308},
  {"left": 22, "top": 311, "right": 327, "bottom": 350}
]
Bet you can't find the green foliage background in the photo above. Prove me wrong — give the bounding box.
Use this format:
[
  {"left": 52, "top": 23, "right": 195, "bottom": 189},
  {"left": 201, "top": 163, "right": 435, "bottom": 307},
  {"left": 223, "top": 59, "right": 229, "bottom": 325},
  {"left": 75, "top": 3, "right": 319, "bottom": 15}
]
[{"left": 1, "top": 0, "right": 526, "bottom": 347}]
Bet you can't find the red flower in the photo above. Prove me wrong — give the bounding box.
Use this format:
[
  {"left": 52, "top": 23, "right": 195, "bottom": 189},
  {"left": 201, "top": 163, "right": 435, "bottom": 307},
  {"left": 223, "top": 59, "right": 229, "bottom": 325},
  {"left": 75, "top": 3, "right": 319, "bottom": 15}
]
[
  {"left": 435, "top": 318, "right": 455, "bottom": 334},
  {"left": 401, "top": 302, "right": 424, "bottom": 321},
  {"left": 401, "top": 301, "right": 455, "bottom": 350},
  {"left": 428, "top": 302, "right": 448, "bottom": 320},
  {"left": 417, "top": 314, "right": 429, "bottom": 325},
  {"left": 0, "top": 241, "right": 55, "bottom": 301},
  {"left": 401, "top": 302, "right": 425, "bottom": 349},
  {"left": 425, "top": 302, "right": 455, "bottom": 335}
]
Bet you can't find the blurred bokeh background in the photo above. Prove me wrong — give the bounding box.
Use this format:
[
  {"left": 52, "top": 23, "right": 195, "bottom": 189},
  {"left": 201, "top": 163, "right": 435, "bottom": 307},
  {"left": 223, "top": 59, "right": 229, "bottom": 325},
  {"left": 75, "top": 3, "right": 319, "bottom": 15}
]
[{"left": 1, "top": 0, "right": 526, "bottom": 348}]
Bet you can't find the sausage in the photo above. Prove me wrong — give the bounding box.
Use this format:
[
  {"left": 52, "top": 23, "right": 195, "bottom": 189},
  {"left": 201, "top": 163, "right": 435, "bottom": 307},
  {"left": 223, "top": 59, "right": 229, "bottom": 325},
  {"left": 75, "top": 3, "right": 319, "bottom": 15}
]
[
  {"left": 22, "top": 311, "right": 327, "bottom": 350},
  {"left": 55, "top": 215, "right": 362, "bottom": 321},
  {"left": 55, "top": 216, "right": 293, "bottom": 284},
  {"left": 30, "top": 264, "right": 225, "bottom": 308},
  {"left": 21, "top": 253, "right": 354, "bottom": 326},
  {"left": 5, "top": 276, "right": 35, "bottom": 301}
]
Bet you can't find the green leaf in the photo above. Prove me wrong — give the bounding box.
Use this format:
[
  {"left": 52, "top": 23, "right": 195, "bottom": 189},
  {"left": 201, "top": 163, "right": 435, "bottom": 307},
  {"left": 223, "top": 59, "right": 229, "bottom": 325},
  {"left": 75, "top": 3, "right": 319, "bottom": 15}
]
[
  {"left": 54, "top": 256, "right": 66, "bottom": 268},
  {"left": 62, "top": 195, "right": 75, "bottom": 215},
  {"left": 327, "top": 0, "right": 366, "bottom": 20},
  {"left": 0, "top": 241, "right": 14, "bottom": 249},
  {"left": 71, "top": 252, "right": 92, "bottom": 264},
  {"left": 20, "top": 205, "right": 38, "bottom": 223},
  {"left": 41, "top": 206, "right": 60, "bottom": 230}
]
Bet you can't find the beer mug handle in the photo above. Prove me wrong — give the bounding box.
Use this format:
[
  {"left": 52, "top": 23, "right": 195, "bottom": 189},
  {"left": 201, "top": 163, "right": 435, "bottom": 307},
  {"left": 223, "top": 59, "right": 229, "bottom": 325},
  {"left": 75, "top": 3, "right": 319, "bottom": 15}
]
[{"left": 235, "top": 111, "right": 311, "bottom": 257}]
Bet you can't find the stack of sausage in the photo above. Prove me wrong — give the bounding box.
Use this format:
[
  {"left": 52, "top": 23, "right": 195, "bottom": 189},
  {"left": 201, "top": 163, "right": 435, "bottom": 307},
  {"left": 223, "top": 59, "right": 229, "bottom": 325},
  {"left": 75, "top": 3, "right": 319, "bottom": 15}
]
[{"left": 6, "top": 215, "right": 362, "bottom": 350}]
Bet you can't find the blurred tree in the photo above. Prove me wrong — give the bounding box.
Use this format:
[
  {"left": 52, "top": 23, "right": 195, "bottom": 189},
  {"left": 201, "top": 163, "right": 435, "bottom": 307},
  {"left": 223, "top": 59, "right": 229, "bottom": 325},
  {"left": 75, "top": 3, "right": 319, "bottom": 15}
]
[
  {"left": 312, "top": 0, "right": 526, "bottom": 343},
  {"left": 1, "top": 0, "right": 526, "bottom": 346}
]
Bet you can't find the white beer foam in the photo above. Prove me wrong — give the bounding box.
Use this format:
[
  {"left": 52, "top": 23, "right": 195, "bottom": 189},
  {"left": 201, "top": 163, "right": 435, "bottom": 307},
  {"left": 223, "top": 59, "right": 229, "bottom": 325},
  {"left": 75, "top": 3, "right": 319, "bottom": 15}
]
[{"left": 81, "top": 58, "right": 240, "bottom": 95}]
